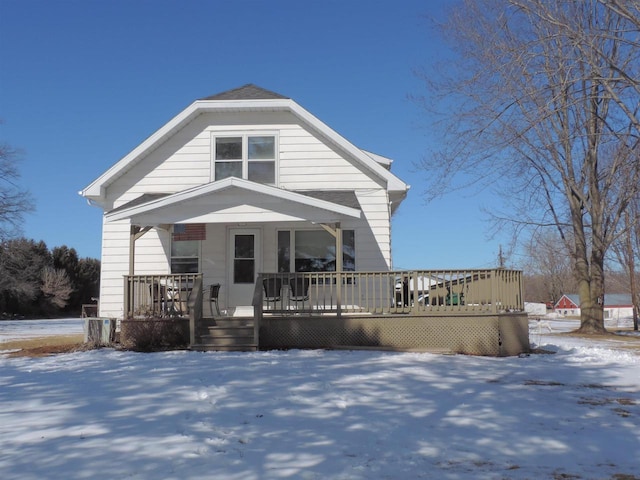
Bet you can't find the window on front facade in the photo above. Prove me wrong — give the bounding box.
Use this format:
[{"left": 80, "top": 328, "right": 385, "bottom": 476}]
[
  {"left": 214, "top": 135, "right": 276, "bottom": 184},
  {"left": 171, "top": 225, "right": 201, "bottom": 273},
  {"left": 171, "top": 240, "right": 200, "bottom": 273},
  {"left": 277, "top": 229, "right": 355, "bottom": 272}
]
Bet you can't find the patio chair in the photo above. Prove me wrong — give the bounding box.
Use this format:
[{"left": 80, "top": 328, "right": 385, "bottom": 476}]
[
  {"left": 207, "top": 283, "right": 221, "bottom": 316},
  {"left": 263, "top": 277, "right": 283, "bottom": 309},
  {"left": 288, "top": 276, "right": 310, "bottom": 308},
  {"left": 149, "top": 283, "right": 167, "bottom": 316}
]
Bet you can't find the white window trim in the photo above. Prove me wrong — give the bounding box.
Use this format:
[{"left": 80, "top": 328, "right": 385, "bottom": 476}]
[{"left": 210, "top": 131, "right": 279, "bottom": 185}]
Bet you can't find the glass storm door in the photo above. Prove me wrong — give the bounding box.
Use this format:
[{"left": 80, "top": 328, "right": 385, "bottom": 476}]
[{"left": 227, "top": 229, "right": 261, "bottom": 308}]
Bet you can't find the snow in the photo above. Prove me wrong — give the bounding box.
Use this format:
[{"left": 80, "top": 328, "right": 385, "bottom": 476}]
[
  {"left": 1, "top": 318, "right": 639, "bottom": 479},
  {"left": 0, "top": 318, "right": 84, "bottom": 342}
]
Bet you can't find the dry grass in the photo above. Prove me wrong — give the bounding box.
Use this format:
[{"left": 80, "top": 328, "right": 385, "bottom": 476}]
[{"left": 0, "top": 334, "right": 87, "bottom": 358}]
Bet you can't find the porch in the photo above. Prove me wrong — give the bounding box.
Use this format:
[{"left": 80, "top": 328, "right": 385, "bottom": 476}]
[{"left": 123, "top": 269, "right": 530, "bottom": 356}]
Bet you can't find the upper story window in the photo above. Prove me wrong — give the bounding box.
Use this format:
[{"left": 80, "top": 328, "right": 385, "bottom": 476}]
[{"left": 214, "top": 134, "right": 276, "bottom": 184}]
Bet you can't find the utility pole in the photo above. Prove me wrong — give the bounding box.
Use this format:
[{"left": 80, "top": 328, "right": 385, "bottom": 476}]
[{"left": 498, "top": 245, "right": 505, "bottom": 269}]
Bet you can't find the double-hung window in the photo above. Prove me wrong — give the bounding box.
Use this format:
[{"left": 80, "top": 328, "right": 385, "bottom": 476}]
[
  {"left": 171, "top": 239, "right": 200, "bottom": 273},
  {"left": 170, "top": 224, "right": 204, "bottom": 273},
  {"left": 214, "top": 134, "right": 276, "bottom": 184}
]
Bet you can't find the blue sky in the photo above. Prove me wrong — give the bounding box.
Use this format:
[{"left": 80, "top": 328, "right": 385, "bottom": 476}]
[{"left": 0, "top": 0, "right": 511, "bottom": 269}]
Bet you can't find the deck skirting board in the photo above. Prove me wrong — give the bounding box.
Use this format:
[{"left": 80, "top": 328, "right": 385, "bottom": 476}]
[{"left": 259, "top": 313, "right": 529, "bottom": 356}]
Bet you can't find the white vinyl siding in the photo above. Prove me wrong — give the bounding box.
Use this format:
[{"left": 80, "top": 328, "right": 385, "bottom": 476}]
[
  {"left": 354, "top": 190, "right": 392, "bottom": 269},
  {"left": 278, "top": 125, "right": 381, "bottom": 190},
  {"left": 97, "top": 219, "right": 170, "bottom": 319}
]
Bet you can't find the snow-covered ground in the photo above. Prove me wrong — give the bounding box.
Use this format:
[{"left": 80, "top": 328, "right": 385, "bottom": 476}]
[
  {"left": 0, "top": 318, "right": 84, "bottom": 342},
  {"left": 1, "top": 317, "right": 638, "bottom": 480}
]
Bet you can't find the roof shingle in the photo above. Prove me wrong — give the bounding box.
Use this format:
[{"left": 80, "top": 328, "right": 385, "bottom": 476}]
[{"left": 201, "top": 84, "right": 289, "bottom": 101}]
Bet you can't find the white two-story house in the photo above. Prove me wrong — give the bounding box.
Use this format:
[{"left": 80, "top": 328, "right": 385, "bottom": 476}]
[{"left": 81, "top": 84, "right": 409, "bottom": 320}]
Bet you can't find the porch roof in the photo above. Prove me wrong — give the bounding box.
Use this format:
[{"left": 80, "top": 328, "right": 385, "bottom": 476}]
[{"left": 105, "top": 177, "right": 362, "bottom": 226}]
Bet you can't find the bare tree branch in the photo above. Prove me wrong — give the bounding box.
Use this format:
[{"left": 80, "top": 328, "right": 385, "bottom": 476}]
[{"left": 0, "top": 141, "right": 34, "bottom": 240}]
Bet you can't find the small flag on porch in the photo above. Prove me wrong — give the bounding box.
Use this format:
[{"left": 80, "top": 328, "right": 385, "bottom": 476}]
[{"left": 173, "top": 224, "right": 206, "bottom": 241}]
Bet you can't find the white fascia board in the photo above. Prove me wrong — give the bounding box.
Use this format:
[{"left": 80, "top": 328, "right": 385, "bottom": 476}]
[
  {"left": 362, "top": 149, "right": 393, "bottom": 167},
  {"left": 80, "top": 101, "right": 204, "bottom": 199},
  {"left": 105, "top": 177, "right": 361, "bottom": 223}
]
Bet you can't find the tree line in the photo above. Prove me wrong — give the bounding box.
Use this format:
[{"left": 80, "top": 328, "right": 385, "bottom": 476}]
[
  {"left": 0, "top": 238, "right": 100, "bottom": 318},
  {"left": 2, "top": 132, "right": 100, "bottom": 318}
]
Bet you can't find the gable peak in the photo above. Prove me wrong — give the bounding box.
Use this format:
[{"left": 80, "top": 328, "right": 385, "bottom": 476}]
[{"left": 200, "top": 84, "right": 289, "bottom": 101}]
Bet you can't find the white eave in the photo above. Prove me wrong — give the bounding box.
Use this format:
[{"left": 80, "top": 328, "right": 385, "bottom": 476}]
[
  {"left": 362, "top": 150, "right": 393, "bottom": 169},
  {"left": 80, "top": 97, "right": 409, "bottom": 202},
  {"left": 105, "top": 177, "right": 361, "bottom": 224}
]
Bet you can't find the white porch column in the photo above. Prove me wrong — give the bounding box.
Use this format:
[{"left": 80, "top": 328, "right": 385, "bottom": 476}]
[{"left": 321, "top": 222, "right": 342, "bottom": 317}]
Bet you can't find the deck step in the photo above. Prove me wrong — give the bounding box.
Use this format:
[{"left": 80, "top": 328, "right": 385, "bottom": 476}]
[
  {"left": 191, "top": 343, "right": 258, "bottom": 352},
  {"left": 198, "top": 334, "right": 255, "bottom": 346},
  {"left": 200, "top": 317, "right": 253, "bottom": 328},
  {"left": 199, "top": 326, "right": 254, "bottom": 337},
  {"left": 194, "top": 316, "right": 257, "bottom": 351}
]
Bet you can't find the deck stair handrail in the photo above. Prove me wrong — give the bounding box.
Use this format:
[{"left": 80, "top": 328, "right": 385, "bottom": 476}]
[{"left": 187, "top": 275, "right": 203, "bottom": 346}]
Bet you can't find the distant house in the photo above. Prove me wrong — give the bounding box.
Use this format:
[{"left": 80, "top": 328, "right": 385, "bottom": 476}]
[
  {"left": 554, "top": 294, "right": 634, "bottom": 319},
  {"left": 555, "top": 294, "right": 580, "bottom": 315}
]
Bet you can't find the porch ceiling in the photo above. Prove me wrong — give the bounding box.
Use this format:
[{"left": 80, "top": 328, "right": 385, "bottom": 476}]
[{"left": 105, "top": 177, "right": 361, "bottom": 226}]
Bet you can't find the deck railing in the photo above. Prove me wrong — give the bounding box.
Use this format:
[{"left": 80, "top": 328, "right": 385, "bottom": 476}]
[
  {"left": 124, "top": 273, "right": 203, "bottom": 318},
  {"left": 124, "top": 270, "right": 522, "bottom": 319},
  {"left": 253, "top": 269, "right": 523, "bottom": 316}
]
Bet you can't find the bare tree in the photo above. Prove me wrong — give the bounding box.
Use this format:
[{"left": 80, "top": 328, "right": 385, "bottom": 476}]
[
  {"left": 41, "top": 266, "right": 73, "bottom": 309},
  {"left": 419, "top": 0, "right": 640, "bottom": 333},
  {"left": 0, "top": 141, "right": 34, "bottom": 240},
  {"left": 522, "top": 231, "right": 576, "bottom": 305}
]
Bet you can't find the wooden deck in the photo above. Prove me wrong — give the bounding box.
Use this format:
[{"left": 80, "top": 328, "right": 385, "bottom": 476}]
[{"left": 124, "top": 269, "right": 530, "bottom": 356}]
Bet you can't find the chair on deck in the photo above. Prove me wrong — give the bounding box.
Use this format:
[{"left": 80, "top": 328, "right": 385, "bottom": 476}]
[
  {"left": 207, "top": 283, "right": 221, "bottom": 316},
  {"left": 149, "top": 283, "right": 167, "bottom": 316},
  {"left": 263, "top": 277, "right": 283, "bottom": 309},
  {"left": 288, "top": 276, "right": 310, "bottom": 308}
]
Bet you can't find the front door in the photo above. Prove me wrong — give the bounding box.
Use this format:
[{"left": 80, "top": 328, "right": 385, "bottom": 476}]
[{"left": 227, "top": 228, "right": 261, "bottom": 308}]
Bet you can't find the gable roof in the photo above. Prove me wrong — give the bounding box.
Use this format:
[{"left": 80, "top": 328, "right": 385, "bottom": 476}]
[
  {"left": 105, "top": 177, "right": 362, "bottom": 225},
  {"left": 80, "top": 84, "right": 409, "bottom": 203},
  {"left": 603, "top": 294, "right": 633, "bottom": 306},
  {"left": 200, "top": 84, "right": 289, "bottom": 101},
  {"left": 555, "top": 294, "right": 580, "bottom": 308}
]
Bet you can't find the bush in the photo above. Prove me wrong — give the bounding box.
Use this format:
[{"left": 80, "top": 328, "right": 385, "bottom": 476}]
[{"left": 120, "top": 317, "right": 189, "bottom": 352}]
